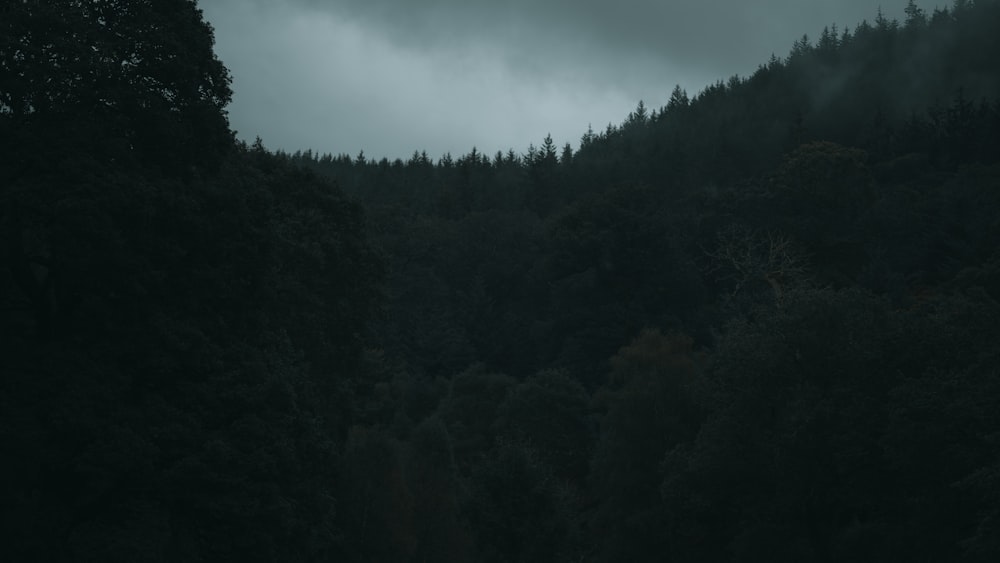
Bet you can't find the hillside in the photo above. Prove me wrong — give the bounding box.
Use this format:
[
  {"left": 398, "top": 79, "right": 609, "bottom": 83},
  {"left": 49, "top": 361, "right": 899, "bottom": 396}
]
[{"left": 3, "top": 1, "right": 1000, "bottom": 561}]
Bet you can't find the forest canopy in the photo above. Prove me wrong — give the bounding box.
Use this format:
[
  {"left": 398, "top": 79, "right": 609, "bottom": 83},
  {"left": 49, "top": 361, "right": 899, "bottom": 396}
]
[{"left": 3, "top": 1, "right": 1000, "bottom": 561}]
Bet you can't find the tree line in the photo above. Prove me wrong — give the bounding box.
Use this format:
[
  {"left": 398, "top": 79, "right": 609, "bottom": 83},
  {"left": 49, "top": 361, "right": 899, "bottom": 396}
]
[{"left": 3, "top": 1, "right": 1000, "bottom": 561}]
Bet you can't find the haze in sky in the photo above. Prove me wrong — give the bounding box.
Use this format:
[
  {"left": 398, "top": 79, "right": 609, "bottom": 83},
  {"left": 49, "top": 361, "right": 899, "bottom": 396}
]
[{"left": 199, "top": 0, "right": 940, "bottom": 160}]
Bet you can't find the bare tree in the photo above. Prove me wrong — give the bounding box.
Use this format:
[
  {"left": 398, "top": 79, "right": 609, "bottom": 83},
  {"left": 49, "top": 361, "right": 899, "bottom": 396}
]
[{"left": 705, "top": 224, "right": 809, "bottom": 305}]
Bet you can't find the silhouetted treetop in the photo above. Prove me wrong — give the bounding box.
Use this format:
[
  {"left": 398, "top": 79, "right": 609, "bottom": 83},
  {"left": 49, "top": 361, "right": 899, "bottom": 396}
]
[{"left": 1, "top": 0, "right": 233, "bottom": 171}]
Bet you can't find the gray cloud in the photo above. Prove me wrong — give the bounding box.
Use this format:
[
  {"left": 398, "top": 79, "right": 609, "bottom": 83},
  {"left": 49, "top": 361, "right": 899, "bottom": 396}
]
[
  {"left": 289, "top": 1, "right": 940, "bottom": 79},
  {"left": 199, "top": 0, "right": 941, "bottom": 159}
]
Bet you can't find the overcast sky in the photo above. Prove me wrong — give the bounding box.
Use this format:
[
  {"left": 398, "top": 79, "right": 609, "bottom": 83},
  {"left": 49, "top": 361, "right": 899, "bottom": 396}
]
[{"left": 199, "top": 0, "right": 940, "bottom": 161}]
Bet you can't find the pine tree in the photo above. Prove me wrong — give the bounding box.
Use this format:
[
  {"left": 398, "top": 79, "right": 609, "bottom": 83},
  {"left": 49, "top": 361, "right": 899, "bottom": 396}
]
[
  {"left": 628, "top": 100, "right": 649, "bottom": 125},
  {"left": 789, "top": 34, "right": 812, "bottom": 59},
  {"left": 560, "top": 143, "right": 574, "bottom": 165},
  {"left": 541, "top": 133, "right": 558, "bottom": 165},
  {"left": 818, "top": 26, "right": 837, "bottom": 52},
  {"left": 666, "top": 85, "right": 690, "bottom": 112},
  {"left": 580, "top": 124, "right": 596, "bottom": 148},
  {"left": 905, "top": 0, "right": 928, "bottom": 27}
]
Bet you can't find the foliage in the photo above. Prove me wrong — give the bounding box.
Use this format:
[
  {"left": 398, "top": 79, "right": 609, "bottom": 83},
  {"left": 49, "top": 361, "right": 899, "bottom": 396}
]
[{"left": 5, "top": 1, "right": 1000, "bottom": 561}]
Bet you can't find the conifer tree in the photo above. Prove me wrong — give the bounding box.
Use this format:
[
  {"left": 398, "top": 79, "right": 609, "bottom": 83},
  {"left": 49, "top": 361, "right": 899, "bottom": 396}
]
[
  {"left": 560, "top": 143, "right": 574, "bottom": 165},
  {"left": 666, "top": 85, "right": 690, "bottom": 111},
  {"left": 905, "top": 0, "right": 928, "bottom": 27}
]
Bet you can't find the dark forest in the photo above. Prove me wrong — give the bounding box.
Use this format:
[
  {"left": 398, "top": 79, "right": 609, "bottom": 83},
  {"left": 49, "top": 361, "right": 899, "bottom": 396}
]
[{"left": 3, "top": 1, "right": 1000, "bottom": 561}]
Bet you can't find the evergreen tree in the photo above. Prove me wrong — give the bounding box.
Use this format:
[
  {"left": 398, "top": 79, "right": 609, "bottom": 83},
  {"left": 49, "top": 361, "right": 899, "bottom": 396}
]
[
  {"left": 541, "top": 133, "right": 559, "bottom": 165},
  {"left": 666, "top": 85, "right": 690, "bottom": 113},
  {"left": 905, "top": 0, "right": 928, "bottom": 27},
  {"left": 560, "top": 142, "right": 574, "bottom": 165}
]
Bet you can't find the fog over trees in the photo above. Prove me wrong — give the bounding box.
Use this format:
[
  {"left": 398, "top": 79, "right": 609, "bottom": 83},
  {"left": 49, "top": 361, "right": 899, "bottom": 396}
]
[{"left": 3, "top": 1, "right": 1000, "bottom": 561}]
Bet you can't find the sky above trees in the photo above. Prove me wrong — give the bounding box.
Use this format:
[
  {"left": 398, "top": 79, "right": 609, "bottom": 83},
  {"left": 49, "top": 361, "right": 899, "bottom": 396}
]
[{"left": 200, "top": 0, "right": 940, "bottom": 160}]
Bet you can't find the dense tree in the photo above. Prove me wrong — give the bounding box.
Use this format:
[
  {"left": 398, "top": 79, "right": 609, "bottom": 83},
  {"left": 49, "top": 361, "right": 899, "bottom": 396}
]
[
  {"left": 493, "top": 369, "right": 594, "bottom": 484},
  {"left": 276, "top": 3, "right": 1000, "bottom": 559},
  {"left": 1, "top": 0, "right": 233, "bottom": 173},
  {"left": 405, "top": 416, "right": 474, "bottom": 562},
  {"left": 464, "top": 439, "right": 581, "bottom": 563},
  {"left": 6, "top": 1, "right": 1000, "bottom": 561},
  {"left": 589, "top": 329, "right": 704, "bottom": 562},
  {"left": 2, "top": 3, "right": 382, "bottom": 561}
]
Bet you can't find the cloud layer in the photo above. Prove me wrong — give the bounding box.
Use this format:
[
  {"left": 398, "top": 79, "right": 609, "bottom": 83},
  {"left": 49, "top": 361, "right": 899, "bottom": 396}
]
[{"left": 200, "top": 0, "right": 941, "bottom": 159}]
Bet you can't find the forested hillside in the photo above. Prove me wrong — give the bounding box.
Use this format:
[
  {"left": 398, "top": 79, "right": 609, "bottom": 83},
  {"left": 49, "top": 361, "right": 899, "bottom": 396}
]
[{"left": 3, "top": 1, "right": 1000, "bottom": 561}]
